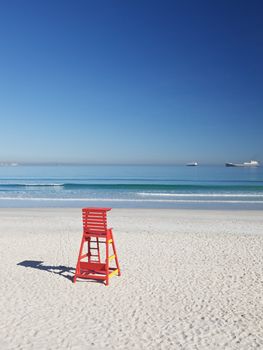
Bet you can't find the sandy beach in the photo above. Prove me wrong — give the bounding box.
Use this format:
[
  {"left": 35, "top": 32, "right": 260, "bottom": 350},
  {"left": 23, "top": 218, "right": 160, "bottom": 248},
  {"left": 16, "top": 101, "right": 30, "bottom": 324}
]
[{"left": 0, "top": 208, "right": 262, "bottom": 350}]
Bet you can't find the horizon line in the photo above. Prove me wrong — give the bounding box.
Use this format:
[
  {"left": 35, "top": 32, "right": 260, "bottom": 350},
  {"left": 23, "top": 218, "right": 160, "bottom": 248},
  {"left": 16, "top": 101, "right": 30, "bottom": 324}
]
[{"left": 0, "top": 161, "right": 261, "bottom": 167}]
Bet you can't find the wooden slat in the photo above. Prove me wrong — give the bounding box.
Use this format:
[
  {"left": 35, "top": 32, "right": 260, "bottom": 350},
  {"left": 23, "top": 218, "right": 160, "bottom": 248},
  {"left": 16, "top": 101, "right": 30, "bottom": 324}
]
[
  {"left": 85, "top": 224, "right": 106, "bottom": 227},
  {"left": 85, "top": 227, "right": 106, "bottom": 231},
  {"left": 83, "top": 215, "right": 106, "bottom": 220},
  {"left": 86, "top": 231, "right": 106, "bottom": 235},
  {"left": 83, "top": 213, "right": 106, "bottom": 218},
  {"left": 84, "top": 228, "right": 106, "bottom": 232},
  {"left": 85, "top": 226, "right": 106, "bottom": 231},
  {"left": 85, "top": 221, "right": 106, "bottom": 226},
  {"left": 84, "top": 233, "right": 107, "bottom": 238},
  {"left": 85, "top": 227, "right": 105, "bottom": 230},
  {"left": 83, "top": 216, "right": 105, "bottom": 220},
  {"left": 76, "top": 274, "right": 106, "bottom": 280},
  {"left": 83, "top": 223, "right": 106, "bottom": 228},
  {"left": 84, "top": 221, "right": 106, "bottom": 225},
  {"left": 83, "top": 217, "right": 105, "bottom": 222}
]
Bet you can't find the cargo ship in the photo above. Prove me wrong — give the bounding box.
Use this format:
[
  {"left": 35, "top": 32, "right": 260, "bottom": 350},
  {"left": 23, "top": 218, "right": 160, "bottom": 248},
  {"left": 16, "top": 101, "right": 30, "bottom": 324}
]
[{"left": 225, "top": 160, "right": 260, "bottom": 167}]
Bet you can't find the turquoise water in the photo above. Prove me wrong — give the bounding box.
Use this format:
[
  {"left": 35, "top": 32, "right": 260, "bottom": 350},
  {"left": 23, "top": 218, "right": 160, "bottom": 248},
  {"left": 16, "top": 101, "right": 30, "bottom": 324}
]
[{"left": 0, "top": 165, "right": 263, "bottom": 209}]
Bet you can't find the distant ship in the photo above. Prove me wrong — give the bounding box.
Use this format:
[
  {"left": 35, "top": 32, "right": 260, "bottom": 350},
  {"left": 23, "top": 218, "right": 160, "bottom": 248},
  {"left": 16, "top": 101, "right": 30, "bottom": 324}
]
[
  {"left": 186, "top": 162, "right": 198, "bottom": 166},
  {"left": 225, "top": 160, "right": 260, "bottom": 167}
]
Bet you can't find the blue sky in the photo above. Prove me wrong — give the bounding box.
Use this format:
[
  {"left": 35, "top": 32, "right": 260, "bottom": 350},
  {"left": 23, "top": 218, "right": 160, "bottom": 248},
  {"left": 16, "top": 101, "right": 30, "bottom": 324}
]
[{"left": 0, "top": 0, "right": 262, "bottom": 164}]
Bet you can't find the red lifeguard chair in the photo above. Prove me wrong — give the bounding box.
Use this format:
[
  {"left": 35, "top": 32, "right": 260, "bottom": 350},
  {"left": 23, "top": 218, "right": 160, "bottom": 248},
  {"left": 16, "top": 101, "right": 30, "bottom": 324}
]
[{"left": 73, "top": 208, "right": 120, "bottom": 285}]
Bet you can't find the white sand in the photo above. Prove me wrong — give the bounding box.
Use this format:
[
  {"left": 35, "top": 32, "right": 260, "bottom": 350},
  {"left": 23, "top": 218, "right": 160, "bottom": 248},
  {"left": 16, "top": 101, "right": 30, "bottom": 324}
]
[{"left": 0, "top": 208, "right": 263, "bottom": 350}]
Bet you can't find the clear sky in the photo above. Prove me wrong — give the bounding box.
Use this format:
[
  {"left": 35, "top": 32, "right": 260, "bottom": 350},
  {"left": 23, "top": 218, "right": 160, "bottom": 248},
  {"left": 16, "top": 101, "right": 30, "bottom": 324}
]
[{"left": 0, "top": 0, "right": 262, "bottom": 165}]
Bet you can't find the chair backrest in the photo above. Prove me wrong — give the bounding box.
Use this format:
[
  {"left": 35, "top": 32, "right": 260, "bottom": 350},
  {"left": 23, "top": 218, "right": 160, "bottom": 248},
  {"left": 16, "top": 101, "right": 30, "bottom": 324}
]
[{"left": 82, "top": 207, "right": 111, "bottom": 235}]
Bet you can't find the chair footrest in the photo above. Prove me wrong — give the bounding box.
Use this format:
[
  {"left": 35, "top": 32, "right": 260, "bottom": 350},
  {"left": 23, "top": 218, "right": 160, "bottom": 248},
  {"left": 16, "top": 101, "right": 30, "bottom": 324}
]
[
  {"left": 76, "top": 261, "right": 118, "bottom": 281},
  {"left": 75, "top": 273, "right": 106, "bottom": 281}
]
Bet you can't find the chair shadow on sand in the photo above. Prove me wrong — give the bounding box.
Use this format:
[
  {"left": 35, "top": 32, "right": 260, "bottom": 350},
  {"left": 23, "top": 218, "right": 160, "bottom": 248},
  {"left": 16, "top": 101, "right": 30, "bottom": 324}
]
[{"left": 17, "top": 260, "right": 75, "bottom": 282}]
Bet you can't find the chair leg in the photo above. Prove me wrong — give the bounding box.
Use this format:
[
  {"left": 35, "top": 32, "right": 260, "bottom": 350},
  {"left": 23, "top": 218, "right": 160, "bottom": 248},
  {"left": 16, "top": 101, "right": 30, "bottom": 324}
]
[
  {"left": 111, "top": 233, "right": 121, "bottom": 276},
  {"left": 106, "top": 236, "right": 109, "bottom": 286},
  {"left": 73, "top": 236, "right": 85, "bottom": 283}
]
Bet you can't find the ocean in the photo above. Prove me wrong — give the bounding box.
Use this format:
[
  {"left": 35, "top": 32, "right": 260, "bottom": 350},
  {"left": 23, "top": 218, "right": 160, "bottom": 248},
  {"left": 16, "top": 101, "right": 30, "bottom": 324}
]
[{"left": 0, "top": 165, "right": 263, "bottom": 209}]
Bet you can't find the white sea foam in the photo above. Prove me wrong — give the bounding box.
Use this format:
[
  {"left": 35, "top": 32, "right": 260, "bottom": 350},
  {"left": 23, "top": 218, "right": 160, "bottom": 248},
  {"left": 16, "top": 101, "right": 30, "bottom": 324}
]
[
  {"left": 23, "top": 183, "right": 64, "bottom": 187},
  {"left": 138, "top": 192, "right": 263, "bottom": 198},
  {"left": 0, "top": 183, "right": 64, "bottom": 187}
]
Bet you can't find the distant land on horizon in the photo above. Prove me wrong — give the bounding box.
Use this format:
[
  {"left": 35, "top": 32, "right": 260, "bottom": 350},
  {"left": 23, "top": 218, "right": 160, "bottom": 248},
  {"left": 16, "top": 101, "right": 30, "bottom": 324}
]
[{"left": 0, "top": 161, "right": 262, "bottom": 167}]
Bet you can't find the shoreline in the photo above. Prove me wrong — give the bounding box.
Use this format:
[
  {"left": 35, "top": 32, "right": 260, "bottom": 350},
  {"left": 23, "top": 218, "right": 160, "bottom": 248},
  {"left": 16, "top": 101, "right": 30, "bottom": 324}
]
[
  {"left": 1, "top": 202, "right": 263, "bottom": 210},
  {"left": 0, "top": 208, "right": 262, "bottom": 349},
  {"left": 0, "top": 206, "right": 263, "bottom": 214},
  {"left": 0, "top": 206, "right": 263, "bottom": 211}
]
